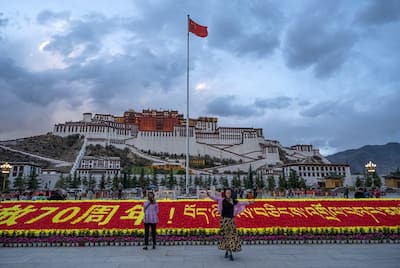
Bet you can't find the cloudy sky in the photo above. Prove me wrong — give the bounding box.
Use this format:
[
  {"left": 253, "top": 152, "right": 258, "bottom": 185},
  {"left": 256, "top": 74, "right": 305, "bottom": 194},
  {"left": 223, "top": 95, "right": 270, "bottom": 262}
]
[{"left": 0, "top": 0, "right": 399, "bottom": 155}]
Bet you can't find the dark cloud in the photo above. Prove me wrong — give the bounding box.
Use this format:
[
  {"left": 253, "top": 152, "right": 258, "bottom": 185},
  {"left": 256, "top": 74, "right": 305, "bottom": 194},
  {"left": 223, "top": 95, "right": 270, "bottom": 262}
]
[
  {"left": 357, "top": 0, "right": 400, "bottom": 25},
  {"left": 209, "top": 1, "right": 283, "bottom": 57},
  {"left": 300, "top": 101, "right": 337, "bottom": 118},
  {"left": 0, "top": 50, "right": 185, "bottom": 139},
  {"left": 206, "top": 96, "right": 259, "bottom": 117},
  {"left": 42, "top": 13, "right": 119, "bottom": 62},
  {"left": 0, "top": 56, "right": 73, "bottom": 105},
  {"left": 0, "top": 15, "right": 8, "bottom": 27},
  {"left": 298, "top": 99, "right": 311, "bottom": 106},
  {"left": 283, "top": 3, "right": 357, "bottom": 78},
  {"left": 37, "top": 10, "right": 70, "bottom": 25},
  {"left": 300, "top": 100, "right": 355, "bottom": 118},
  {"left": 254, "top": 96, "right": 292, "bottom": 109}
]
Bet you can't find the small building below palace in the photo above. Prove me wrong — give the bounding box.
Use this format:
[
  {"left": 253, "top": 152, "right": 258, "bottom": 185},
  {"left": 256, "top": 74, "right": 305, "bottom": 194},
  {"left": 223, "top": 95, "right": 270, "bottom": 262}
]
[
  {"left": 384, "top": 175, "right": 400, "bottom": 188},
  {"left": 1, "top": 162, "right": 42, "bottom": 188},
  {"left": 282, "top": 163, "right": 351, "bottom": 187},
  {"left": 2, "top": 162, "right": 42, "bottom": 179},
  {"left": 0, "top": 162, "right": 42, "bottom": 181},
  {"left": 321, "top": 175, "right": 344, "bottom": 189},
  {"left": 76, "top": 156, "right": 121, "bottom": 180}
]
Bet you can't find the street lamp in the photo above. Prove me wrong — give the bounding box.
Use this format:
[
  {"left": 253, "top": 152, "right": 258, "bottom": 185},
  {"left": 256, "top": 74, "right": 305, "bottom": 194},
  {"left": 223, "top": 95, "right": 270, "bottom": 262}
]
[
  {"left": 1, "top": 162, "right": 12, "bottom": 193},
  {"left": 365, "top": 161, "right": 376, "bottom": 187}
]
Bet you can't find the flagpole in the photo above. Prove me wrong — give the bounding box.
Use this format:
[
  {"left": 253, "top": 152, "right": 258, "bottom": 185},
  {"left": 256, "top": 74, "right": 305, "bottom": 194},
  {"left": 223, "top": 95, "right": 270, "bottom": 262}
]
[{"left": 185, "top": 14, "right": 190, "bottom": 196}]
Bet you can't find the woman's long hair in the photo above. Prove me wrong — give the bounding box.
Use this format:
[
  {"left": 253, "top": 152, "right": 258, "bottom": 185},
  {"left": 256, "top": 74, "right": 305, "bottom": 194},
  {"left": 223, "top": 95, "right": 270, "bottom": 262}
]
[{"left": 224, "top": 188, "right": 238, "bottom": 205}]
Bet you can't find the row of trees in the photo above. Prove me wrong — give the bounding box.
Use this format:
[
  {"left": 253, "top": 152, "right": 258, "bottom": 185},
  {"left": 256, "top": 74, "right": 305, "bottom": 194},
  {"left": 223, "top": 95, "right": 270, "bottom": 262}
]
[
  {"left": 354, "top": 172, "right": 382, "bottom": 188},
  {"left": 0, "top": 172, "right": 40, "bottom": 193},
  {"left": 52, "top": 167, "right": 309, "bottom": 192},
  {"left": 5, "top": 165, "right": 364, "bottom": 194}
]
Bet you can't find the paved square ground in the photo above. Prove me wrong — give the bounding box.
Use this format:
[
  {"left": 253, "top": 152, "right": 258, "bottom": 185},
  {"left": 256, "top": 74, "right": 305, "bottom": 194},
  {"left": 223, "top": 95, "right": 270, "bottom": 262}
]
[{"left": 1, "top": 244, "right": 399, "bottom": 268}]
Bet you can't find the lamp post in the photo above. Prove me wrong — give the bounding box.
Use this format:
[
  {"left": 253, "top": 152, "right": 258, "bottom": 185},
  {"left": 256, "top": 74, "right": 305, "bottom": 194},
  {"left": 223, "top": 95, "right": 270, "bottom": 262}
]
[
  {"left": 1, "top": 162, "right": 12, "bottom": 194},
  {"left": 365, "top": 161, "right": 376, "bottom": 187}
]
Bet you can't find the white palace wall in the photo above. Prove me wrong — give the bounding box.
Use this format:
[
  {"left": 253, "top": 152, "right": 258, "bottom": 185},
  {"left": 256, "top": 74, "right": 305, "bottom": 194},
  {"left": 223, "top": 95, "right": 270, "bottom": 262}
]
[
  {"left": 126, "top": 131, "right": 264, "bottom": 161},
  {"left": 52, "top": 115, "right": 272, "bottom": 162},
  {"left": 53, "top": 124, "right": 132, "bottom": 140}
]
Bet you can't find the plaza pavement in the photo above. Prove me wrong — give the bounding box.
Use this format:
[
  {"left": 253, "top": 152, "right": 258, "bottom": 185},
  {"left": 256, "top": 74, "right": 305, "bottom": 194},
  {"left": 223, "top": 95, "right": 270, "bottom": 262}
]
[{"left": 1, "top": 244, "right": 399, "bottom": 268}]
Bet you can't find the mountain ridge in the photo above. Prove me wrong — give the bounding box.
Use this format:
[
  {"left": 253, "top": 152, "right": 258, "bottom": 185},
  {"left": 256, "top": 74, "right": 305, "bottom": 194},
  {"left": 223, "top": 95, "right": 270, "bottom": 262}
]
[{"left": 327, "top": 142, "right": 400, "bottom": 175}]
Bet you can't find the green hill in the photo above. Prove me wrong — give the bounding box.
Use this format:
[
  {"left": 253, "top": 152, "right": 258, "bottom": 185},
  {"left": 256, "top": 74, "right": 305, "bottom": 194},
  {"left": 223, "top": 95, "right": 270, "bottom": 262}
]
[{"left": 3, "top": 134, "right": 83, "bottom": 162}]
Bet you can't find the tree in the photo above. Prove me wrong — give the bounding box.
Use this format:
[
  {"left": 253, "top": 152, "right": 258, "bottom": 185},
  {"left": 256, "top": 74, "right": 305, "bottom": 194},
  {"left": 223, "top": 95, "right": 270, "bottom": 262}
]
[
  {"left": 179, "top": 176, "right": 185, "bottom": 190},
  {"left": 99, "top": 175, "right": 106, "bottom": 190},
  {"left": 278, "top": 175, "right": 287, "bottom": 191},
  {"left": 218, "top": 176, "right": 224, "bottom": 187},
  {"left": 106, "top": 175, "right": 112, "bottom": 189},
  {"left": 27, "top": 172, "right": 40, "bottom": 191},
  {"left": 70, "top": 172, "right": 81, "bottom": 188},
  {"left": 207, "top": 175, "right": 212, "bottom": 187},
  {"left": 160, "top": 174, "right": 166, "bottom": 187},
  {"left": 151, "top": 169, "right": 158, "bottom": 186},
  {"left": 88, "top": 175, "right": 96, "bottom": 191},
  {"left": 4, "top": 176, "right": 11, "bottom": 193},
  {"left": 373, "top": 172, "right": 382, "bottom": 188},
  {"left": 247, "top": 165, "right": 254, "bottom": 189},
  {"left": 13, "top": 176, "right": 26, "bottom": 192},
  {"left": 288, "top": 170, "right": 299, "bottom": 189},
  {"left": 145, "top": 175, "right": 151, "bottom": 188},
  {"left": 221, "top": 177, "right": 229, "bottom": 188},
  {"left": 355, "top": 177, "right": 363, "bottom": 188},
  {"left": 64, "top": 174, "right": 72, "bottom": 189},
  {"left": 365, "top": 174, "right": 372, "bottom": 187},
  {"left": 299, "top": 178, "right": 307, "bottom": 189},
  {"left": 138, "top": 168, "right": 146, "bottom": 189},
  {"left": 81, "top": 177, "right": 88, "bottom": 190},
  {"left": 55, "top": 174, "right": 66, "bottom": 189},
  {"left": 167, "top": 170, "right": 175, "bottom": 190},
  {"left": 125, "top": 176, "right": 133, "bottom": 188},
  {"left": 231, "top": 176, "right": 241, "bottom": 188},
  {"left": 112, "top": 174, "right": 119, "bottom": 190},
  {"left": 267, "top": 176, "right": 276, "bottom": 192},
  {"left": 194, "top": 176, "right": 201, "bottom": 187},
  {"left": 122, "top": 173, "right": 128, "bottom": 188},
  {"left": 255, "top": 175, "right": 265, "bottom": 189},
  {"left": 243, "top": 177, "right": 249, "bottom": 189},
  {"left": 131, "top": 175, "right": 138, "bottom": 188},
  {"left": 0, "top": 173, "right": 10, "bottom": 193}
]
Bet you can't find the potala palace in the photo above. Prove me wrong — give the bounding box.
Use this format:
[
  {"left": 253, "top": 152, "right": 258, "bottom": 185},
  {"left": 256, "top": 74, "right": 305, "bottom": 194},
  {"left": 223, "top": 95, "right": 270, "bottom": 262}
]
[{"left": 52, "top": 109, "right": 352, "bottom": 186}]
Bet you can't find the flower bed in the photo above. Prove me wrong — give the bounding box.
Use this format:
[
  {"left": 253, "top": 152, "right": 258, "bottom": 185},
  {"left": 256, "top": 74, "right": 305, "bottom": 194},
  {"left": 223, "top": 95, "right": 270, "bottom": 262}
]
[{"left": 1, "top": 199, "right": 399, "bottom": 247}]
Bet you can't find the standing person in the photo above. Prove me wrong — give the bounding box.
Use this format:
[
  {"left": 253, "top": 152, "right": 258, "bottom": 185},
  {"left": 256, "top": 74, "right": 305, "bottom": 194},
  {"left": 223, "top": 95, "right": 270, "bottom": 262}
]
[
  {"left": 344, "top": 186, "right": 349, "bottom": 198},
  {"left": 143, "top": 192, "right": 158, "bottom": 250},
  {"left": 118, "top": 182, "right": 123, "bottom": 199},
  {"left": 207, "top": 188, "right": 254, "bottom": 261}
]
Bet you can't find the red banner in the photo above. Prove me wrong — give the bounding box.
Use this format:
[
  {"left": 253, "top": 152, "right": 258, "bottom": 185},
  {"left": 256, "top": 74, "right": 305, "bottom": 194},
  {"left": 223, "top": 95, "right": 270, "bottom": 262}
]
[{"left": 1, "top": 199, "right": 399, "bottom": 233}]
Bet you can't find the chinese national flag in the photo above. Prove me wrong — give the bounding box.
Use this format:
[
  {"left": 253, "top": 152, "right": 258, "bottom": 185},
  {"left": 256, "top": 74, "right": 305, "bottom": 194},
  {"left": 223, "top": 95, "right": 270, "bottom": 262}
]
[{"left": 189, "top": 18, "right": 208, "bottom": 38}]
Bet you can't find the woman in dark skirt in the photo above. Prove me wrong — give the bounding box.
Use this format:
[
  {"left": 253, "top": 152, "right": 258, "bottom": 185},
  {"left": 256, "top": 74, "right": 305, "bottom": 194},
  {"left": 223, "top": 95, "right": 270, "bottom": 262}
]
[{"left": 207, "top": 188, "right": 254, "bottom": 261}]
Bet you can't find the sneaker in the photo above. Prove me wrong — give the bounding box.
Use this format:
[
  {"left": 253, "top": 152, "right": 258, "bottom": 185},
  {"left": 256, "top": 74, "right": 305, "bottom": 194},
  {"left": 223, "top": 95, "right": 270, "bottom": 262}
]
[{"left": 143, "top": 246, "right": 148, "bottom": 250}]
